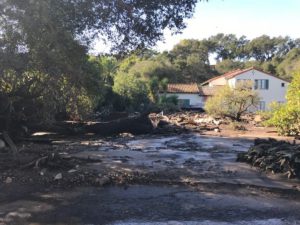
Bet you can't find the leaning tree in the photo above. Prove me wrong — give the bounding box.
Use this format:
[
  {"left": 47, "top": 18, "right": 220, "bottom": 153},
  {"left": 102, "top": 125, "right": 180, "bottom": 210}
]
[{"left": 0, "top": 0, "right": 200, "bottom": 133}]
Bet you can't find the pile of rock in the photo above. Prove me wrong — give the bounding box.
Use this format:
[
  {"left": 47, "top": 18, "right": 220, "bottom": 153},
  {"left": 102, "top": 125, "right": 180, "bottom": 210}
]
[
  {"left": 237, "top": 139, "right": 300, "bottom": 179},
  {"left": 151, "top": 112, "right": 222, "bottom": 134}
]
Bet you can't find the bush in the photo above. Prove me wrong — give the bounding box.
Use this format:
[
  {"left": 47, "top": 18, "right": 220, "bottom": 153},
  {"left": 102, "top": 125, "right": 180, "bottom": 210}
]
[
  {"left": 205, "top": 82, "right": 260, "bottom": 121},
  {"left": 265, "top": 105, "right": 300, "bottom": 135},
  {"left": 229, "top": 121, "right": 247, "bottom": 131},
  {"left": 113, "top": 72, "right": 150, "bottom": 111},
  {"left": 156, "top": 95, "right": 180, "bottom": 113},
  {"left": 265, "top": 72, "right": 300, "bottom": 136}
]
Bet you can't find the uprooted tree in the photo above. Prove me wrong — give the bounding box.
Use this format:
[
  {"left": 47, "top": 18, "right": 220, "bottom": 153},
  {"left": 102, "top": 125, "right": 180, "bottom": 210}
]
[
  {"left": 0, "top": 0, "right": 201, "bottom": 136},
  {"left": 205, "top": 81, "right": 260, "bottom": 121}
]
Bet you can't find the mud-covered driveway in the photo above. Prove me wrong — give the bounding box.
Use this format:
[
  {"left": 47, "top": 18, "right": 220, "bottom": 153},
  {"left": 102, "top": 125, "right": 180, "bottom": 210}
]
[{"left": 1, "top": 134, "right": 300, "bottom": 224}]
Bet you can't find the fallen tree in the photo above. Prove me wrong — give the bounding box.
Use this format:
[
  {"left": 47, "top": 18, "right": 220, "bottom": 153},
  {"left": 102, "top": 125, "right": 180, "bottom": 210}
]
[
  {"left": 26, "top": 113, "right": 155, "bottom": 137},
  {"left": 237, "top": 138, "right": 300, "bottom": 179}
]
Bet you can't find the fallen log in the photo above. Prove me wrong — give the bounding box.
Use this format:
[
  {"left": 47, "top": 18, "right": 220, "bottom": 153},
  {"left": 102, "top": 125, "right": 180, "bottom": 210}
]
[
  {"left": 27, "top": 113, "right": 155, "bottom": 136},
  {"left": 83, "top": 114, "right": 154, "bottom": 135}
]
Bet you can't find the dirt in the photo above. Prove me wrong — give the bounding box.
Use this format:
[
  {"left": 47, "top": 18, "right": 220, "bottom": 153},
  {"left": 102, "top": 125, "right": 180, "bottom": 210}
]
[
  {"left": 0, "top": 121, "right": 300, "bottom": 224},
  {"left": 202, "top": 124, "right": 296, "bottom": 142}
]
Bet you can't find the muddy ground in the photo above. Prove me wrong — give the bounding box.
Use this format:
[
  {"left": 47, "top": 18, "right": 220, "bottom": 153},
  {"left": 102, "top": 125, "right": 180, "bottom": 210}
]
[{"left": 0, "top": 128, "right": 300, "bottom": 224}]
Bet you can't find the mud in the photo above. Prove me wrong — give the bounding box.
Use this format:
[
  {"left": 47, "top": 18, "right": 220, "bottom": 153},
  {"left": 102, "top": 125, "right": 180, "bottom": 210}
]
[{"left": 0, "top": 133, "right": 300, "bottom": 224}]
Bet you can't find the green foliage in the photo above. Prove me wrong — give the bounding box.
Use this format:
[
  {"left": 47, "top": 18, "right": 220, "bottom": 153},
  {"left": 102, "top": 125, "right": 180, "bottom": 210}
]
[
  {"left": 0, "top": 0, "right": 200, "bottom": 129},
  {"left": 258, "top": 102, "right": 281, "bottom": 123},
  {"left": 205, "top": 82, "right": 260, "bottom": 121},
  {"left": 112, "top": 54, "right": 176, "bottom": 110},
  {"left": 157, "top": 95, "right": 180, "bottom": 113},
  {"left": 159, "top": 95, "right": 178, "bottom": 105},
  {"left": 215, "top": 59, "right": 244, "bottom": 74},
  {"left": 129, "top": 59, "right": 176, "bottom": 81},
  {"left": 113, "top": 72, "right": 150, "bottom": 111},
  {"left": 209, "top": 34, "right": 249, "bottom": 61},
  {"left": 264, "top": 104, "right": 300, "bottom": 136},
  {"left": 276, "top": 49, "right": 300, "bottom": 80},
  {"left": 88, "top": 56, "right": 118, "bottom": 86},
  {"left": 265, "top": 72, "right": 300, "bottom": 135},
  {"left": 0, "top": 69, "right": 99, "bottom": 125},
  {"left": 245, "top": 35, "right": 277, "bottom": 61},
  {"left": 0, "top": 0, "right": 199, "bottom": 53},
  {"left": 209, "top": 35, "right": 300, "bottom": 80},
  {"left": 169, "top": 39, "right": 214, "bottom": 82},
  {"left": 148, "top": 76, "right": 169, "bottom": 102}
]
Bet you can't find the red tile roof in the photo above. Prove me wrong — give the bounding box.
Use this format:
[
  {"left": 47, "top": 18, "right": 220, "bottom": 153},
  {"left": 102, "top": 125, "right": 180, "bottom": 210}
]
[
  {"left": 166, "top": 83, "right": 221, "bottom": 96},
  {"left": 167, "top": 83, "right": 200, "bottom": 93}
]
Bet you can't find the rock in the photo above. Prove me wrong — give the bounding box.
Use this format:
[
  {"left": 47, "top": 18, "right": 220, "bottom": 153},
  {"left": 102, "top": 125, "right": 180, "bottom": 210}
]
[
  {"left": 95, "top": 176, "right": 110, "bottom": 186},
  {"left": 68, "top": 169, "right": 77, "bottom": 173},
  {"left": 0, "top": 139, "right": 5, "bottom": 149},
  {"left": 214, "top": 128, "right": 221, "bottom": 133},
  {"left": 54, "top": 173, "right": 63, "bottom": 180},
  {"left": 5, "top": 177, "right": 12, "bottom": 184},
  {"left": 40, "top": 169, "right": 47, "bottom": 176},
  {"left": 194, "top": 116, "right": 214, "bottom": 124},
  {"left": 254, "top": 115, "right": 262, "bottom": 123},
  {"left": 213, "top": 119, "right": 222, "bottom": 126}
]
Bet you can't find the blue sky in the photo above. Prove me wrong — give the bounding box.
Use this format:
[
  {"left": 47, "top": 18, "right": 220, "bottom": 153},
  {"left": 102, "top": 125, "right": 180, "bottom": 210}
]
[{"left": 91, "top": 0, "right": 300, "bottom": 53}]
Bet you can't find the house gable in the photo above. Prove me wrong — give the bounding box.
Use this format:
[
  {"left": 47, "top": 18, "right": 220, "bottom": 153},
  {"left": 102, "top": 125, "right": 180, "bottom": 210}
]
[
  {"left": 227, "top": 69, "right": 290, "bottom": 87},
  {"left": 202, "top": 67, "right": 290, "bottom": 87},
  {"left": 201, "top": 67, "right": 290, "bottom": 111}
]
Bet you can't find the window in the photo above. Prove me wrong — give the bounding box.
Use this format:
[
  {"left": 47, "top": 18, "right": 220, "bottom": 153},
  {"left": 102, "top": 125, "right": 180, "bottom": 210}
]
[
  {"left": 258, "top": 101, "right": 266, "bottom": 111},
  {"left": 254, "top": 79, "right": 269, "bottom": 90},
  {"left": 281, "top": 83, "right": 285, "bottom": 87}
]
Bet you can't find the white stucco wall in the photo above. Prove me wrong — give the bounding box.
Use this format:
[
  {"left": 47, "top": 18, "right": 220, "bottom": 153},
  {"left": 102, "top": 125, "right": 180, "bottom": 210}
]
[
  {"left": 209, "top": 77, "right": 227, "bottom": 87},
  {"left": 227, "top": 69, "right": 289, "bottom": 110},
  {"left": 165, "top": 93, "right": 204, "bottom": 108}
]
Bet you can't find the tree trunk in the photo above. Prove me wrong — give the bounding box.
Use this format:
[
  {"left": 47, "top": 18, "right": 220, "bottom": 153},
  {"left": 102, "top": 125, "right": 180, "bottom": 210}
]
[
  {"left": 27, "top": 113, "right": 155, "bottom": 136},
  {"left": 83, "top": 114, "right": 154, "bottom": 135}
]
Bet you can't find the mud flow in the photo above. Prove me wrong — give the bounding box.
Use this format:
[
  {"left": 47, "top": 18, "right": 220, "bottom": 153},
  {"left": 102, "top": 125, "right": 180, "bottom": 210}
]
[{"left": 0, "top": 134, "right": 300, "bottom": 224}]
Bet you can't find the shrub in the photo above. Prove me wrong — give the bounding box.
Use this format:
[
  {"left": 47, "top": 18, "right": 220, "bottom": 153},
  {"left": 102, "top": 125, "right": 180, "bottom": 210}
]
[
  {"left": 229, "top": 121, "right": 247, "bottom": 131},
  {"left": 156, "top": 95, "right": 180, "bottom": 113},
  {"left": 205, "top": 82, "right": 260, "bottom": 121},
  {"left": 265, "top": 105, "right": 300, "bottom": 135},
  {"left": 265, "top": 72, "right": 300, "bottom": 136},
  {"left": 113, "top": 72, "right": 150, "bottom": 111}
]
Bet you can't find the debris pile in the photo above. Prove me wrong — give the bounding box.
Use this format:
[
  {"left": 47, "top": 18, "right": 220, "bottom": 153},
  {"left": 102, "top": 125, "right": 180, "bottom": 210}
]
[
  {"left": 151, "top": 112, "right": 222, "bottom": 134},
  {"left": 237, "top": 139, "right": 300, "bottom": 178}
]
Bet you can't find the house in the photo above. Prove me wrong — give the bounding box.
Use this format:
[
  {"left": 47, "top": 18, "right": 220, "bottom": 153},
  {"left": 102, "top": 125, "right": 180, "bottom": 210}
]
[
  {"left": 164, "top": 83, "right": 203, "bottom": 108},
  {"left": 164, "top": 83, "right": 219, "bottom": 109},
  {"left": 164, "top": 67, "right": 289, "bottom": 111},
  {"left": 201, "top": 67, "right": 290, "bottom": 110}
]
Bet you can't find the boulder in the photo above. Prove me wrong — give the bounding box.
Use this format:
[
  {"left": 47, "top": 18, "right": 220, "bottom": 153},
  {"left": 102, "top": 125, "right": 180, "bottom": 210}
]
[
  {"left": 95, "top": 176, "right": 110, "bottom": 186},
  {"left": 254, "top": 115, "right": 262, "bottom": 123},
  {"left": 0, "top": 139, "right": 5, "bottom": 149},
  {"left": 54, "top": 173, "right": 63, "bottom": 180},
  {"left": 5, "top": 177, "right": 12, "bottom": 184}
]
